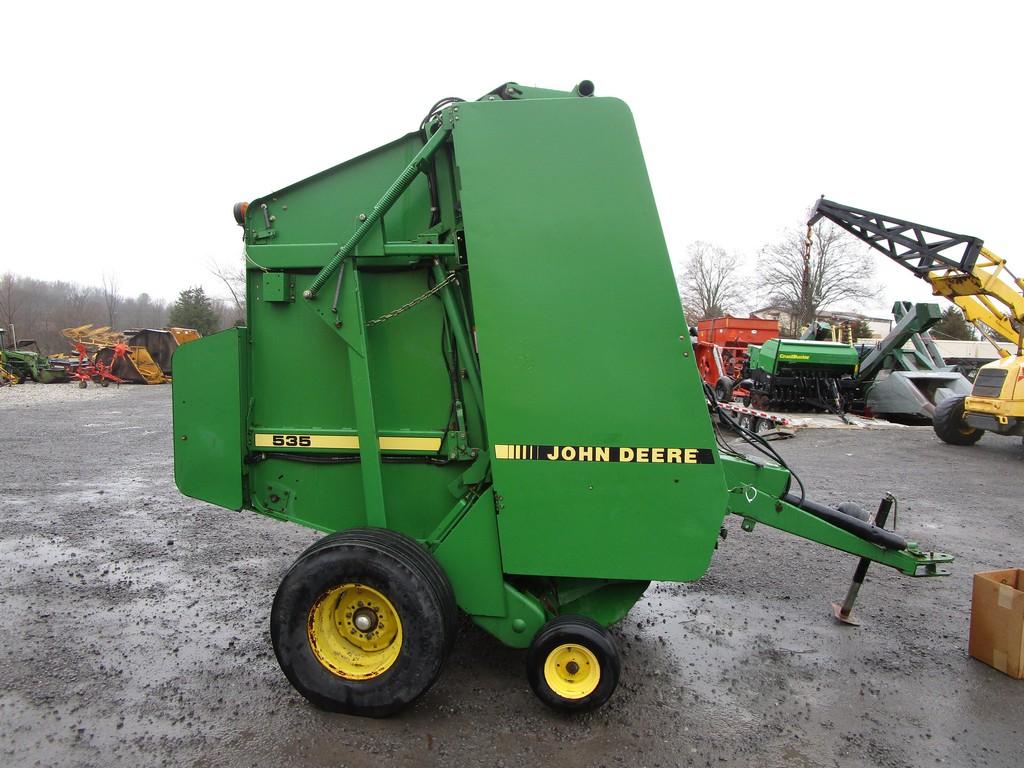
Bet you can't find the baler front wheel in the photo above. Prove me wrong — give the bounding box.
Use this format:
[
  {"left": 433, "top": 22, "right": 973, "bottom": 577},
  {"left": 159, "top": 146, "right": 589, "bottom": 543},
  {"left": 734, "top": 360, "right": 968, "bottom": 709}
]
[
  {"left": 270, "top": 529, "right": 456, "bottom": 717},
  {"left": 526, "top": 615, "right": 620, "bottom": 712}
]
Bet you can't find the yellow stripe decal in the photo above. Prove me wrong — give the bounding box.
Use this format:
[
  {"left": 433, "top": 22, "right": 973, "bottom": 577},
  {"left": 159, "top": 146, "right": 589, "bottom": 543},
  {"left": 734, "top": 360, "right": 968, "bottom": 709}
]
[
  {"left": 254, "top": 434, "right": 441, "bottom": 452},
  {"left": 378, "top": 436, "right": 443, "bottom": 451}
]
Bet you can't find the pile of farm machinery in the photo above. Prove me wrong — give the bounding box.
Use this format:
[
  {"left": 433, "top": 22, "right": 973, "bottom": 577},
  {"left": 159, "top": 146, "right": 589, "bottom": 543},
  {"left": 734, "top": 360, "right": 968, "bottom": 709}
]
[
  {"left": 693, "top": 300, "right": 981, "bottom": 426},
  {"left": 0, "top": 327, "right": 70, "bottom": 384},
  {"left": 0, "top": 324, "right": 199, "bottom": 388},
  {"left": 173, "top": 81, "right": 951, "bottom": 717},
  {"left": 809, "top": 199, "right": 1024, "bottom": 445}
]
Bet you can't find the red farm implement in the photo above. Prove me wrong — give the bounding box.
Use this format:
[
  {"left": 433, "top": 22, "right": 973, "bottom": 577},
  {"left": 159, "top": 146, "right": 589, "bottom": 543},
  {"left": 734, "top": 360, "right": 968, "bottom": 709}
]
[{"left": 692, "top": 315, "right": 779, "bottom": 402}]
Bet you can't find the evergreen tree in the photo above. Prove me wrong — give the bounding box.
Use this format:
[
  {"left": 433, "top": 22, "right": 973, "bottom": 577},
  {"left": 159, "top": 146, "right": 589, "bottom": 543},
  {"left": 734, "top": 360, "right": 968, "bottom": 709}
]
[
  {"left": 169, "top": 286, "right": 219, "bottom": 336},
  {"left": 931, "top": 306, "right": 976, "bottom": 341}
]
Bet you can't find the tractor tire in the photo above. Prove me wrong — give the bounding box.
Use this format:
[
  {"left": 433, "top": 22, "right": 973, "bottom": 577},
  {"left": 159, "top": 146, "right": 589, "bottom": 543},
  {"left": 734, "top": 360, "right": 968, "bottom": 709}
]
[
  {"left": 932, "top": 395, "right": 984, "bottom": 446},
  {"left": 714, "top": 377, "right": 734, "bottom": 404},
  {"left": 527, "top": 615, "right": 620, "bottom": 713},
  {"left": 271, "top": 528, "right": 456, "bottom": 717},
  {"left": 78, "top": 379, "right": 88, "bottom": 389}
]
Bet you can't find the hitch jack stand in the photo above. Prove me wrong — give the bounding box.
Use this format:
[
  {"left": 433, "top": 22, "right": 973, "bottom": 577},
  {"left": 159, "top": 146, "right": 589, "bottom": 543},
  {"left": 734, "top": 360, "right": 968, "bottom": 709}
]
[{"left": 831, "top": 494, "right": 895, "bottom": 626}]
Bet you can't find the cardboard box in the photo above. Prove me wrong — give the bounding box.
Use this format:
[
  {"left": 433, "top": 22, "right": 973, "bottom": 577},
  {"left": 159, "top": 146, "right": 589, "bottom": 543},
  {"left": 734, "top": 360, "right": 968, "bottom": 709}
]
[{"left": 969, "top": 568, "right": 1024, "bottom": 679}]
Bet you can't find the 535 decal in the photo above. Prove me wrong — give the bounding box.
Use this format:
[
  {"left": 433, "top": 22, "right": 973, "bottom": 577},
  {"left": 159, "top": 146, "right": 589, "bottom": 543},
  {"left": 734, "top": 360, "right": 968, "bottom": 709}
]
[{"left": 271, "top": 434, "right": 311, "bottom": 447}]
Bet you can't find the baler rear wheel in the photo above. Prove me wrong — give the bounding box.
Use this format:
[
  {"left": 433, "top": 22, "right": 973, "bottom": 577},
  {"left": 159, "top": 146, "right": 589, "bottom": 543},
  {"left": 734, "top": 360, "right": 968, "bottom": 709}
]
[
  {"left": 291, "top": 528, "right": 458, "bottom": 651},
  {"left": 526, "top": 615, "right": 620, "bottom": 712},
  {"left": 270, "top": 529, "right": 456, "bottom": 717}
]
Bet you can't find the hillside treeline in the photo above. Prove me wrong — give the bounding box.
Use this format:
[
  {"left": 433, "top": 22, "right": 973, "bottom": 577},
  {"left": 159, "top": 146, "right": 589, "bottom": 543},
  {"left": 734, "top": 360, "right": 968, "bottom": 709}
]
[{"left": 1, "top": 273, "right": 172, "bottom": 354}]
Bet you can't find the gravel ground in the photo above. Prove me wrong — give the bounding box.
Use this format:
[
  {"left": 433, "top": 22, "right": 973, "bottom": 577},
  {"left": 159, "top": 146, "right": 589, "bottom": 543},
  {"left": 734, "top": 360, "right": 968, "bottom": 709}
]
[{"left": 1, "top": 383, "right": 1022, "bottom": 768}]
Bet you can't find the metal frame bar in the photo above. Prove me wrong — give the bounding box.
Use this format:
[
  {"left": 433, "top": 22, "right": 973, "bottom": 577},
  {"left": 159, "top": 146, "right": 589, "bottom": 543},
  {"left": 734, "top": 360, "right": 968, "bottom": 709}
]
[{"left": 809, "top": 198, "right": 983, "bottom": 275}]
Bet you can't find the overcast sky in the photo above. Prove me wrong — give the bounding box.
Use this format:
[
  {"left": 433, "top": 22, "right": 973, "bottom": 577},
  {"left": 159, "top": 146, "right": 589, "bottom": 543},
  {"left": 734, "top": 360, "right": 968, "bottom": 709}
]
[{"left": 2, "top": 1, "right": 1020, "bottom": 322}]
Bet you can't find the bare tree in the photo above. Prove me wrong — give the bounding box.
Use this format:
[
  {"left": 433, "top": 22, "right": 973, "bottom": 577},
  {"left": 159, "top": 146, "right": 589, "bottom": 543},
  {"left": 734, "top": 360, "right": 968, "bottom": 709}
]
[
  {"left": 676, "top": 241, "right": 748, "bottom": 321},
  {"left": 101, "top": 273, "right": 121, "bottom": 329},
  {"left": 0, "top": 272, "right": 20, "bottom": 333},
  {"left": 208, "top": 258, "right": 246, "bottom": 325},
  {"left": 759, "top": 221, "right": 876, "bottom": 335}
]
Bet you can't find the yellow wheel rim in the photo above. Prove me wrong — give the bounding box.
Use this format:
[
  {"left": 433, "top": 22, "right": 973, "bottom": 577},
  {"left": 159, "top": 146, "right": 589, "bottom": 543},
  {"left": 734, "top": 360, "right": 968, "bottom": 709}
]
[
  {"left": 307, "top": 583, "right": 403, "bottom": 680},
  {"left": 543, "top": 643, "right": 601, "bottom": 699}
]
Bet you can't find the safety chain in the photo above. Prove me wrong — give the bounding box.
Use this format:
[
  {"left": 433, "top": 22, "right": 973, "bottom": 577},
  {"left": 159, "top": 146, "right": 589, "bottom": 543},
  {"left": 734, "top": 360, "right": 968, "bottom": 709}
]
[{"left": 365, "top": 272, "right": 458, "bottom": 327}]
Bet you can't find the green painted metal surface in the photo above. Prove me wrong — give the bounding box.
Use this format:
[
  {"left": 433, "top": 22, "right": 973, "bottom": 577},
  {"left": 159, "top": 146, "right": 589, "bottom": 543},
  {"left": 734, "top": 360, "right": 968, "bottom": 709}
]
[
  {"left": 431, "top": 489, "right": 506, "bottom": 617},
  {"left": 172, "top": 82, "right": 952, "bottom": 648},
  {"left": 453, "top": 97, "right": 727, "bottom": 582},
  {"left": 172, "top": 328, "right": 247, "bottom": 510},
  {"left": 752, "top": 338, "right": 860, "bottom": 373}
]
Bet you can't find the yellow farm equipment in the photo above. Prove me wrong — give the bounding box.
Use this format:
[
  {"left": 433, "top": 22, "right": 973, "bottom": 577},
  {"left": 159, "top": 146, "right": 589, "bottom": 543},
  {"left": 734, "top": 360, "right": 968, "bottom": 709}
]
[{"left": 60, "top": 325, "right": 201, "bottom": 385}]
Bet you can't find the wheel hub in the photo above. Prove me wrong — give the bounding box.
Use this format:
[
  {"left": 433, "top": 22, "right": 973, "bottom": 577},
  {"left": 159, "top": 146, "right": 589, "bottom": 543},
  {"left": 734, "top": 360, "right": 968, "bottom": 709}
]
[
  {"left": 543, "top": 643, "right": 601, "bottom": 699},
  {"left": 352, "top": 607, "right": 379, "bottom": 633},
  {"left": 307, "top": 584, "right": 402, "bottom": 680}
]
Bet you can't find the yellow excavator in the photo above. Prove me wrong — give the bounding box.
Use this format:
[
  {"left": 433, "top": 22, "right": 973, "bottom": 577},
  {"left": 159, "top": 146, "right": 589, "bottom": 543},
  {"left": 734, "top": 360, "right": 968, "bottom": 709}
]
[{"left": 809, "top": 199, "right": 1024, "bottom": 446}]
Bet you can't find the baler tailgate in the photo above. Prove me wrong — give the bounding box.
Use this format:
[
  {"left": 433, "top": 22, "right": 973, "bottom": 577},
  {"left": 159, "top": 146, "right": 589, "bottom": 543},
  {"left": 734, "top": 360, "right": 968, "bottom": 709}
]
[{"left": 172, "top": 329, "right": 247, "bottom": 510}]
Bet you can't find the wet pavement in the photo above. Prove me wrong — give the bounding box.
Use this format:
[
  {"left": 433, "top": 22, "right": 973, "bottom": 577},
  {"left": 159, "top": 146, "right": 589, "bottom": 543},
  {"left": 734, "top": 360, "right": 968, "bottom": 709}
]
[{"left": 1, "top": 384, "right": 1022, "bottom": 767}]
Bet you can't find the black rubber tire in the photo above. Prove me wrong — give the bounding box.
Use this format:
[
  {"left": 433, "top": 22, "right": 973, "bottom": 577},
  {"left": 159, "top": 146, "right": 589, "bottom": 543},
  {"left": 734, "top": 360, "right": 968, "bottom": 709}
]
[
  {"left": 932, "top": 395, "right": 983, "bottom": 446},
  {"left": 99, "top": 379, "right": 110, "bottom": 388},
  {"left": 714, "top": 376, "right": 734, "bottom": 404},
  {"left": 78, "top": 379, "right": 87, "bottom": 389},
  {"left": 753, "top": 417, "right": 772, "bottom": 434},
  {"left": 290, "top": 528, "right": 458, "bottom": 654},
  {"left": 271, "top": 529, "right": 457, "bottom": 717},
  {"left": 526, "top": 615, "right": 620, "bottom": 713},
  {"left": 737, "top": 413, "right": 754, "bottom": 432}
]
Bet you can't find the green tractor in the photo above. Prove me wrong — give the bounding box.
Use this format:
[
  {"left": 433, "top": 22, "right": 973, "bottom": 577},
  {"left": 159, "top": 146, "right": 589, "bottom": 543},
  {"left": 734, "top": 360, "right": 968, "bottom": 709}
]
[
  {"left": 173, "top": 81, "right": 951, "bottom": 716},
  {"left": 0, "top": 328, "right": 69, "bottom": 384}
]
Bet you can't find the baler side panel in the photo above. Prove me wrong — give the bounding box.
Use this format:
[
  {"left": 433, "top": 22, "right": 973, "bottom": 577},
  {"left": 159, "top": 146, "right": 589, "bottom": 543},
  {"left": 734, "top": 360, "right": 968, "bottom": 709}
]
[
  {"left": 454, "top": 97, "right": 729, "bottom": 582},
  {"left": 172, "top": 329, "right": 247, "bottom": 510},
  {"left": 239, "top": 134, "right": 476, "bottom": 537}
]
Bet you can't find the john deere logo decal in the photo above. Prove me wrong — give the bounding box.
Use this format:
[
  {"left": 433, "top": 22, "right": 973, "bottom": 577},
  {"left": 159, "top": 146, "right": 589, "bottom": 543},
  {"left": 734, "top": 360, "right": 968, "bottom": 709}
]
[{"left": 494, "top": 444, "right": 713, "bottom": 464}]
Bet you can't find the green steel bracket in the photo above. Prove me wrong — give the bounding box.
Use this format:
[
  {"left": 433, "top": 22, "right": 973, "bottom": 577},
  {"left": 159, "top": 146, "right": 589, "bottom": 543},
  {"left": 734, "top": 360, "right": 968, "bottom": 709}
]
[
  {"left": 383, "top": 243, "right": 457, "bottom": 257},
  {"left": 471, "top": 582, "right": 547, "bottom": 648},
  {"left": 304, "top": 123, "right": 453, "bottom": 299},
  {"left": 446, "top": 450, "right": 489, "bottom": 499},
  {"left": 304, "top": 265, "right": 387, "bottom": 527},
  {"left": 431, "top": 489, "right": 506, "bottom": 617}
]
